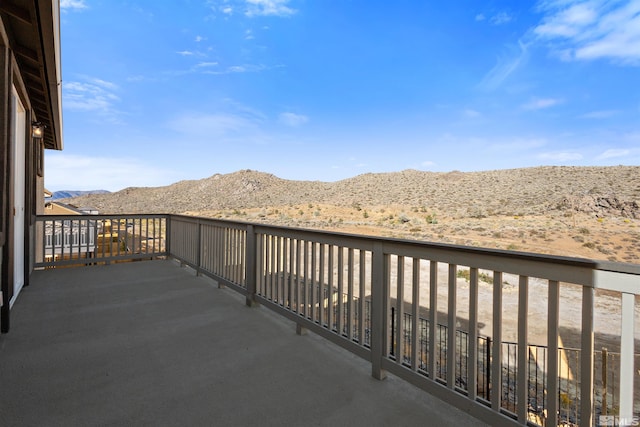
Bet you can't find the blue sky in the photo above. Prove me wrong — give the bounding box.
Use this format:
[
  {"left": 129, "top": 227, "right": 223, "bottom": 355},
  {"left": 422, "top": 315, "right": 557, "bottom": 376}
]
[{"left": 47, "top": 0, "right": 640, "bottom": 191}]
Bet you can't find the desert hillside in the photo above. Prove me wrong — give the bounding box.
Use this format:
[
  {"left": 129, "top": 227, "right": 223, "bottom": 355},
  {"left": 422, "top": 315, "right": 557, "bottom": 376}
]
[{"left": 64, "top": 166, "right": 640, "bottom": 263}]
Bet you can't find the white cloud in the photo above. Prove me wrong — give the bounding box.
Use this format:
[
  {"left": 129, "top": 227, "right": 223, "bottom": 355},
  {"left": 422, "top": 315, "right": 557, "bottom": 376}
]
[
  {"left": 245, "top": 0, "right": 296, "bottom": 17},
  {"left": 60, "top": 0, "right": 87, "bottom": 10},
  {"left": 195, "top": 35, "right": 206, "bottom": 42},
  {"left": 200, "top": 64, "right": 270, "bottom": 75},
  {"left": 166, "top": 111, "right": 261, "bottom": 139},
  {"left": 475, "top": 14, "right": 486, "bottom": 21},
  {"left": 279, "top": 112, "right": 308, "bottom": 127},
  {"left": 522, "top": 97, "right": 563, "bottom": 110},
  {"left": 534, "top": 0, "right": 640, "bottom": 65},
  {"left": 538, "top": 151, "right": 583, "bottom": 161},
  {"left": 463, "top": 109, "right": 481, "bottom": 118},
  {"left": 421, "top": 160, "right": 436, "bottom": 167},
  {"left": 63, "top": 79, "right": 120, "bottom": 116},
  {"left": 597, "top": 148, "right": 630, "bottom": 159},
  {"left": 177, "top": 50, "right": 195, "bottom": 56},
  {"left": 245, "top": 29, "right": 255, "bottom": 40},
  {"left": 489, "top": 138, "right": 548, "bottom": 151},
  {"left": 479, "top": 40, "right": 529, "bottom": 90},
  {"left": 208, "top": 0, "right": 296, "bottom": 18},
  {"left": 45, "top": 154, "right": 179, "bottom": 192},
  {"left": 490, "top": 12, "right": 513, "bottom": 25},
  {"left": 579, "top": 110, "right": 619, "bottom": 119}
]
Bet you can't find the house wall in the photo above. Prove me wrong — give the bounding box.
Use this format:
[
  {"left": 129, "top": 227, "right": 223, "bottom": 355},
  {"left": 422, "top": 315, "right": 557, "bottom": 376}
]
[
  {"left": 0, "top": 12, "right": 12, "bottom": 333},
  {"left": 44, "top": 203, "right": 83, "bottom": 215},
  {"left": 0, "top": 11, "right": 39, "bottom": 333}
]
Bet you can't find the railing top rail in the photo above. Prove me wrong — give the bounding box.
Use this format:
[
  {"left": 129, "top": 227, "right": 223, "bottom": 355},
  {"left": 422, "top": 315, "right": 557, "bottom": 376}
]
[
  {"left": 36, "top": 213, "right": 639, "bottom": 279},
  {"left": 37, "top": 213, "right": 170, "bottom": 221},
  {"left": 169, "top": 214, "right": 640, "bottom": 278}
]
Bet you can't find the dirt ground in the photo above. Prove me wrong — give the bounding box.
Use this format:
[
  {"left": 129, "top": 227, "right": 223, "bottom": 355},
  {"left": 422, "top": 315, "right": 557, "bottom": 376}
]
[
  {"left": 190, "top": 205, "right": 640, "bottom": 264},
  {"left": 191, "top": 205, "right": 640, "bottom": 347}
]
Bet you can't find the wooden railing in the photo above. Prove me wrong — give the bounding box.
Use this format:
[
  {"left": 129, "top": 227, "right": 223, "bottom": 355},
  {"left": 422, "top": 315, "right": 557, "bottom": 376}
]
[
  {"left": 38, "top": 214, "right": 640, "bottom": 426},
  {"left": 35, "top": 214, "right": 167, "bottom": 267}
]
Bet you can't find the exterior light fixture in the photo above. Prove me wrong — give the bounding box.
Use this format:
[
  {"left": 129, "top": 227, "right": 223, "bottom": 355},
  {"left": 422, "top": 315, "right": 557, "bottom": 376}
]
[{"left": 32, "top": 122, "right": 45, "bottom": 139}]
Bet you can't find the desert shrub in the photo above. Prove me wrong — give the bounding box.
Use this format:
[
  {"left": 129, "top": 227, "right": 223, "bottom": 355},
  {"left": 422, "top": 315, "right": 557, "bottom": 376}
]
[
  {"left": 597, "top": 246, "right": 612, "bottom": 255},
  {"left": 457, "top": 269, "right": 470, "bottom": 281},
  {"left": 456, "top": 269, "right": 492, "bottom": 283}
]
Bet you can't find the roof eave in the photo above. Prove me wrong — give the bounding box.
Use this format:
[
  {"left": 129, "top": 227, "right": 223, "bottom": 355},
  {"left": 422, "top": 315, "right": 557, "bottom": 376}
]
[{"left": 36, "top": 0, "right": 63, "bottom": 151}]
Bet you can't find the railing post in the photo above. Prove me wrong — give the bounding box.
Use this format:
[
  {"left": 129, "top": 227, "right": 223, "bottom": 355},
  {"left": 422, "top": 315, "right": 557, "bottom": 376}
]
[
  {"left": 165, "top": 215, "right": 171, "bottom": 257},
  {"left": 196, "top": 219, "right": 202, "bottom": 276},
  {"left": 371, "top": 242, "right": 387, "bottom": 380},
  {"left": 245, "top": 225, "right": 258, "bottom": 307}
]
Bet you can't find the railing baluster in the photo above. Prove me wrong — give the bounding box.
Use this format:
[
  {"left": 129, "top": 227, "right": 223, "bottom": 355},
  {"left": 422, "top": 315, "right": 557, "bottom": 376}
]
[
  {"left": 358, "top": 250, "right": 366, "bottom": 345},
  {"left": 258, "top": 233, "right": 265, "bottom": 296},
  {"left": 396, "top": 256, "right": 405, "bottom": 365},
  {"left": 547, "top": 280, "right": 560, "bottom": 427},
  {"left": 411, "top": 258, "right": 420, "bottom": 372},
  {"left": 303, "top": 240, "right": 309, "bottom": 319},
  {"left": 619, "top": 292, "right": 635, "bottom": 424},
  {"left": 370, "top": 242, "right": 387, "bottom": 380},
  {"left": 288, "top": 237, "right": 294, "bottom": 309},
  {"left": 311, "top": 242, "right": 317, "bottom": 322},
  {"left": 295, "top": 239, "right": 302, "bottom": 314},
  {"left": 491, "top": 271, "right": 503, "bottom": 411},
  {"left": 245, "top": 225, "right": 257, "bottom": 306},
  {"left": 319, "top": 243, "right": 325, "bottom": 325},
  {"left": 517, "top": 275, "right": 529, "bottom": 423},
  {"left": 347, "top": 248, "right": 354, "bottom": 341},
  {"left": 276, "top": 235, "right": 282, "bottom": 305},
  {"left": 447, "top": 264, "right": 457, "bottom": 388},
  {"left": 328, "top": 245, "right": 334, "bottom": 330},
  {"left": 468, "top": 267, "right": 479, "bottom": 401},
  {"left": 428, "top": 261, "right": 438, "bottom": 380},
  {"left": 337, "top": 247, "right": 344, "bottom": 334}
]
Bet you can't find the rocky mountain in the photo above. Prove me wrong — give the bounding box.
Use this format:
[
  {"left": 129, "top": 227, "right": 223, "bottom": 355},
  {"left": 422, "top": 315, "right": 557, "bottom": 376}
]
[
  {"left": 64, "top": 166, "right": 640, "bottom": 219},
  {"left": 51, "top": 189, "right": 110, "bottom": 200}
]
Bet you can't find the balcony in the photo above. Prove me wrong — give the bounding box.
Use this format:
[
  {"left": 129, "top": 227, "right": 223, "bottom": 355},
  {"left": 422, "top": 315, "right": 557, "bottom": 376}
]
[{"left": 3, "top": 214, "right": 639, "bottom": 426}]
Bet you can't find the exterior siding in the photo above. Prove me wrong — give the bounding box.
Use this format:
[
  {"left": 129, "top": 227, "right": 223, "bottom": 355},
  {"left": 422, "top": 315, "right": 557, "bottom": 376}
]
[{"left": 0, "top": 1, "right": 62, "bottom": 333}]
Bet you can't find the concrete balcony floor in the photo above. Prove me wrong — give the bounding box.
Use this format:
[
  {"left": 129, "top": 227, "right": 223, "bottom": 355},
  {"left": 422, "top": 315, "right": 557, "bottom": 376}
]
[{"left": 0, "top": 260, "right": 486, "bottom": 426}]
